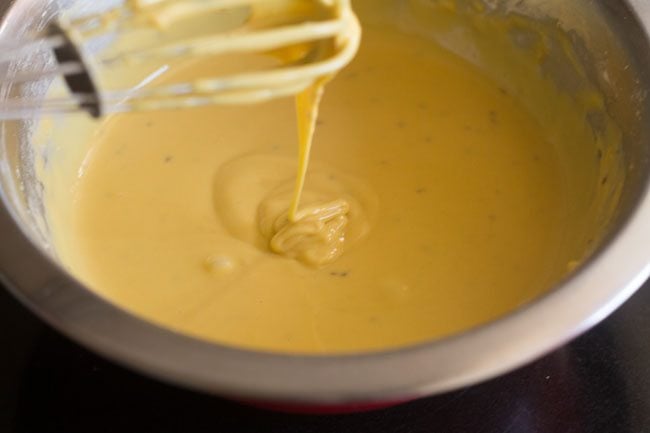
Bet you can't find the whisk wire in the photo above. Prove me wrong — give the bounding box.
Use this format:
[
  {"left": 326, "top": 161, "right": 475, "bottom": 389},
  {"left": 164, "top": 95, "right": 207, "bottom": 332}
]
[
  {"left": 100, "top": 19, "right": 347, "bottom": 65},
  {"left": 0, "top": 35, "right": 67, "bottom": 63}
]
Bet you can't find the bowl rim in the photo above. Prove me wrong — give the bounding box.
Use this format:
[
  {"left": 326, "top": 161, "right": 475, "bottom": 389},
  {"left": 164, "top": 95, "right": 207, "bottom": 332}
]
[{"left": 1, "top": 0, "right": 650, "bottom": 405}]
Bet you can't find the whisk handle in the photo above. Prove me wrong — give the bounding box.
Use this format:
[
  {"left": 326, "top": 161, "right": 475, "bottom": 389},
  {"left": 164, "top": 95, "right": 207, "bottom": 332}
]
[{"left": 48, "top": 23, "right": 101, "bottom": 118}]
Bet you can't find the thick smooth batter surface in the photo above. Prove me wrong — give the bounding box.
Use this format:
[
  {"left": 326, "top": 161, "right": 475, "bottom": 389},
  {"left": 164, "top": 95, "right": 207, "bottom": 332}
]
[{"left": 50, "top": 20, "right": 578, "bottom": 354}]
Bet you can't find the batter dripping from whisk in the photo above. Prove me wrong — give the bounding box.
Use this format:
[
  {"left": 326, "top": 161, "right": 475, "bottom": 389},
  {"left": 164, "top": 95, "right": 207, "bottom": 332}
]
[{"left": 266, "top": 79, "right": 354, "bottom": 266}]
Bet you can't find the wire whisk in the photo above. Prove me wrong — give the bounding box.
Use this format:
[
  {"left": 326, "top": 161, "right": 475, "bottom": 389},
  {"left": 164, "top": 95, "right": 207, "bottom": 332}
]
[{"left": 0, "top": 0, "right": 361, "bottom": 119}]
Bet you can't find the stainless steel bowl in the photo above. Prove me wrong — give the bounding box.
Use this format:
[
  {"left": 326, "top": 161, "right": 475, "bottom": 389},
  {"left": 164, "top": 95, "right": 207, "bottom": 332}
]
[{"left": 1, "top": 0, "right": 649, "bottom": 406}]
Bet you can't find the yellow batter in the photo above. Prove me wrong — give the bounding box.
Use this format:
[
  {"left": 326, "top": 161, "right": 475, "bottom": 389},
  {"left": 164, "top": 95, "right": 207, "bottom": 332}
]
[{"left": 40, "top": 1, "right": 624, "bottom": 354}]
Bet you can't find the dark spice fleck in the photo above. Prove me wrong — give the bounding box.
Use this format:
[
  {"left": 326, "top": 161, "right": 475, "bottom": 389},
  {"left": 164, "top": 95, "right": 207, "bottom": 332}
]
[
  {"left": 415, "top": 187, "right": 426, "bottom": 194},
  {"left": 146, "top": 121, "right": 154, "bottom": 127},
  {"left": 330, "top": 271, "right": 349, "bottom": 278},
  {"left": 164, "top": 156, "right": 173, "bottom": 163},
  {"left": 601, "top": 175, "right": 609, "bottom": 185},
  {"left": 597, "top": 149, "right": 603, "bottom": 160},
  {"left": 488, "top": 110, "right": 499, "bottom": 124},
  {"left": 316, "top": 119, "right": 325, "bottom": 126},
  {"left": 417, "top": 101, "right": 429, "bottom": 110},
  {"left": 498, "top": 87, "right": 508, "bottom": 95},
  {"left": 397, "top": 121, "right": 407, "bottom": 129},
  {"left": 424, "top": 136, "right": 433, "bottom": 144}
]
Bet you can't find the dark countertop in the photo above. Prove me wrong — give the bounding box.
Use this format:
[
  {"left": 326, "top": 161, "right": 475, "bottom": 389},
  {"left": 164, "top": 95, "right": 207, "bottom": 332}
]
[{"left": 2, "top": 279, "right": 650, "bottom": 433}]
